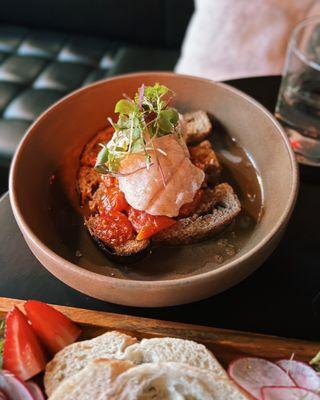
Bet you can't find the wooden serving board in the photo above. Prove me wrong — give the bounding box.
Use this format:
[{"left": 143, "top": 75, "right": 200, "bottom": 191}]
[{"left": 0, "top": 297, "right": 319, "bottom": 368}]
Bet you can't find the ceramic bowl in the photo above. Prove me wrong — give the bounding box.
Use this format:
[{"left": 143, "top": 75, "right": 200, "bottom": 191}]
[{"left": 9, "top": 72, "right": 298, "bottom": 307}]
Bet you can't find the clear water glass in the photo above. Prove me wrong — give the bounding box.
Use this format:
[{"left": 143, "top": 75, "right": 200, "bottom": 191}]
[{"left": 276, "top": 16, "right": 320, "bottom": 166}]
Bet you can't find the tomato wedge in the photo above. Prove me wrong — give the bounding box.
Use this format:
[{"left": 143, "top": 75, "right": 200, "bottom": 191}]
[
  {"left": 128, "top": 207, "right": 176, "bottom": 240},
  {"left": 99, "top": 186, "right": 128, "bottom": 213},
  {"left": 24, "top": 301, "right": 81, "bottom": 355},
  {"left": 92, "top": 210, "right": 134, "bottom": 246},
  {"left": 3, "top": 307, "right": 47, "bottom": 381}
]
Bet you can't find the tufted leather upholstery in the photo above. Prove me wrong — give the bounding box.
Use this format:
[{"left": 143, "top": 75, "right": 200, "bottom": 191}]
[
  {"left": 0, "top": 25, "right": 181, "bottom": 169},
  {"left": 0, "top": 25, "right": 122, "bottom": 166}
]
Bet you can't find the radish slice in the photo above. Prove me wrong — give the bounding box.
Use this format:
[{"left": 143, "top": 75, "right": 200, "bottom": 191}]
[
  {"left": 25, "top": 382, "right": 45, "bottom": 400},
  {"left": 0, "top": 371, "right": 33, "bottom": 400},
  {"left": 276, "top": 360, "right": 320, "bottom": 392},
  {"left": 228, "top": 357, "right": 295, "bottom": 399},
  {"left": 261, "top": 386, "right": 320, "bottom": 400}
]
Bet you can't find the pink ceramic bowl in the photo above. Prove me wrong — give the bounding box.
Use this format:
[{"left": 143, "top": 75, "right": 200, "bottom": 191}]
[{"left": 9, "top": 72, "right": 298, "bottom": 307}]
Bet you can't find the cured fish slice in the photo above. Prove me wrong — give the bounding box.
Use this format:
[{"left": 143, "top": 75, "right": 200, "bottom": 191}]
[{"left": 118, "top": 135, "right": 204, "bottom": 217}]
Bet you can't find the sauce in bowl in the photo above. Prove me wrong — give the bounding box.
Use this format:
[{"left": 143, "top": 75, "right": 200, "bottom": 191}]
[{"left": 48, "top": 118, "right": 263, "bottom": 281}]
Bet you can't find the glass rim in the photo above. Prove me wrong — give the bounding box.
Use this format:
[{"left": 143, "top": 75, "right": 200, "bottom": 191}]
[{"left": 290, "top": 15, "right": 320, "bottom": 70}]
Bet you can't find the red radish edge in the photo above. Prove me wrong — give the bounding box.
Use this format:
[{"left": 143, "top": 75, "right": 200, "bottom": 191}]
[
  {"left": 261, "top": 385, "right": 320, "bottom": 400},
  {"left": 276, "top": 359, "right": 320, "bottom": 392},
  {"left": 227, "top": 357, "right": 296, "bottom": 400},
  {"left": 25, "top": 382, "right": 45, "bottom": 400},
  {"left": 1, "top": 371, "right": 34, "bottom": 400}
]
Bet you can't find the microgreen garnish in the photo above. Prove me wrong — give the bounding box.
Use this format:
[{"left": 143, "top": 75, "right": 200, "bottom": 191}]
[
  {"left": 94, "top": 83, "right": 180, "bottom": 175},
  {"left": 310, "top": 351, "right": 320, "bottom": 372}
]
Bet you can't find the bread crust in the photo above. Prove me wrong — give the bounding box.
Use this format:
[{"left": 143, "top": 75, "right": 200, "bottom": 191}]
[
  {"left": 184, "top": 110, "right": 213, "bottom": 144},
  {"left": 154, "top": 183, "right": 241, "bottom": 245}
]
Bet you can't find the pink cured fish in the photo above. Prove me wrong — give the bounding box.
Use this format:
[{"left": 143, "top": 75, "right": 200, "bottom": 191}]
[{"left": 118, "top": 135, "right": 205, "bottom": 217}]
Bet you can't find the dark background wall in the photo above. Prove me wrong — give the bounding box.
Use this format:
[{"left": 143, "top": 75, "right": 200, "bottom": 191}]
[{"left": 0, "top": 0, "right": 194, "bottom": 48}]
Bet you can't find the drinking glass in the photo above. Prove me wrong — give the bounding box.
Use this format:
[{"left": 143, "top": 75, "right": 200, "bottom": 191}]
[{"left": 275, "top": 16, "right": 320, "bottom": 166}]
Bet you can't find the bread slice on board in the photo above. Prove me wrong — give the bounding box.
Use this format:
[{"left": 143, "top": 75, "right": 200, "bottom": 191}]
[
  {"left": 111, "top": 362, "right": 249, "bottom": 400},
  {"left": 48, "top": 359, "right": 134, "bottom": 400},
  {"left": 45, "top": 333, "right": 233, "bottom": 397},
  {"left": 44, "top": 331, "right": 137, "bottom": 397},
  {"left": 48, "top": 359, "right": 249, "bottom": 400},
  {"left": 123, "top": 337, "right": 227, "bottom": 378}
]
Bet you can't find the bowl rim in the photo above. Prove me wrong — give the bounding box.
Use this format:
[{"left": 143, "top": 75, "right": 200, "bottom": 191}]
[{"left": 9, "top": 71, "right": 299, "bottom": 289}]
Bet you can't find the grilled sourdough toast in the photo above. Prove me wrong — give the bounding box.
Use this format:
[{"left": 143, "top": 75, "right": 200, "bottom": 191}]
[{"left": 77, "top": 111, "right": 241, "bottom": 259}]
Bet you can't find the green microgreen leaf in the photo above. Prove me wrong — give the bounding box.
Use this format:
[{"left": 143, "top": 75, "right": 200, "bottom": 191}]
[
  {"left": 95, "top": 83, "right": 179, "bottom": 175},
  {"left": 310, "top": 351, "right": 320, "bottom": 372},
  {"left": 146, "top": 154, "right": 152, "bottom": 169},
  {"left": 115, "top": 99, "right": 135, "bottom": 115},
  {"left": 158, "top": 108, "right": 179, "bottom": 133},
  {"left": 94, "top": 145, "right": 109, "bottom": 174}
]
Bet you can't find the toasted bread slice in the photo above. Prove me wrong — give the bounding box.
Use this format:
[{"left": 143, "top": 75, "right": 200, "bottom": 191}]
[
  {"left": 44, "top": 331, "right": 137, "bottom": 397},
  {"left": 183, "top": 110, "right": 213, "bottom": 144},
  {"left": 49, "top": 359, "right": 249, "bottom": 400},
  {"left": 78, "top": 166, "right": 102, "bottom": 204},
  {"left": 78, "top": 115, "right": 240, "bottom": 259},
  {"left": 84, "top": 183, "right": 240, "bottom": 255},
  {"left": 189, "top": 140, "right": 221, "bottom": 186},
  {"left": 123, "top": 337, "right": 227, "bottom": 378},
  {"left": 154, "top": 183, "right": 241, "bottom": 245}
]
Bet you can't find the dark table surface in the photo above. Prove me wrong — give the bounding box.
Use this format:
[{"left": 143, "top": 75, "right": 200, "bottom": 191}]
[{"left": 0, "top": 76, "right": 319, "bottom": 342}]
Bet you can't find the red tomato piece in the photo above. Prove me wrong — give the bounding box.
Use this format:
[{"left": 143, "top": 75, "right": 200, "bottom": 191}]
[
  {"left": 99, "top": 186, "right": 128, "bottom": 213},
  {"left": 3, "top": 307, "right": 47, "bottom": 381},
  {"left": 95, "top": 210, "right": 134, "bottom": 246},
  {"left": 24, "top": 300, "right": 81, "bottom": 355},
  {"left": 101, "top": 174, "right": 117, "bottom": 187},
  {"left": 179, "top": 189, "right": 204, "bottom": 218},
  {"left": 128, "top": 208, "right": 176, "bottom": 240}
]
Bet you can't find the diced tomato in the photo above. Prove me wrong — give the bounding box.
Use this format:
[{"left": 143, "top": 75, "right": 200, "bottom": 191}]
[
  {"left": 101, "top": 174, "right": 117, "bottom": 187},
  {"left": 24, "top": 300, "right": 81, "bottom": 355},
  {"left": 128, "top": 207, "right": 176, "bottom": 240},
  {"left": 179, "top": 189, "right": 204, "bottom": 218},
  {"left": 3, "top": 307, "right": 47, "bottom": 381},
  {"left": 98, "top": 186, "right": 128, "bottom": 213},
  {"left": 93, "top": 210, "right": 134, "bottom": 246}
]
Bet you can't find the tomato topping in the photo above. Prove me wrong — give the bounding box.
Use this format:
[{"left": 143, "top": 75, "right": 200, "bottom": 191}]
[
  {"left": 179, "top": 189, "right": 204, "bottom": 218},
  {"left": 128, "top": 208, "right": 176, "bottom": 240},
  {"left": 101, "top": 174, "right": 117, "bottom": 187},
  {"left": 98, "top": 186, "right": 128, "bottom": 213},
  {"left": 24, "top": 300, "right": 82, "bottom": 355},
  {"left": 93, "top": 210, "right": 134, "bottom": 246},
  {"left": 3, "top": 307, "right": 47, "bottom": 381}
]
